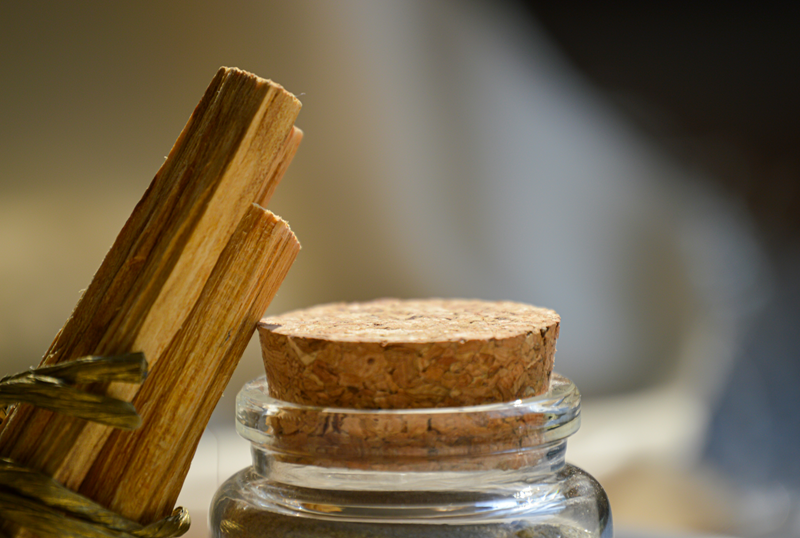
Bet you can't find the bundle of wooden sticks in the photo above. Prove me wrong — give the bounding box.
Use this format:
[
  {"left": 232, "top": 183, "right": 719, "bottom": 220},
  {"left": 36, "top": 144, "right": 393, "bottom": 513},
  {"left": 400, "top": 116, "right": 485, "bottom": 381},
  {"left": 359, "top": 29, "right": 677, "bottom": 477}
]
[{"left": 0, "top": 67, "right": 303, "bottom": 534}]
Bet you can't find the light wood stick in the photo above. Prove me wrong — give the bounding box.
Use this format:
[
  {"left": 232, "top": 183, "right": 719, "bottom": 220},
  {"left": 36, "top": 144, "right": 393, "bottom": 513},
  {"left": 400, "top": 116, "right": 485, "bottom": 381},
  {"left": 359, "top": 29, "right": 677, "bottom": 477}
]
[
  {"left": 0, "top": 67, "right": 302, "bottom": 530},
  {"left": 78, "top": 205, "right": 299, "bottom": 522}
]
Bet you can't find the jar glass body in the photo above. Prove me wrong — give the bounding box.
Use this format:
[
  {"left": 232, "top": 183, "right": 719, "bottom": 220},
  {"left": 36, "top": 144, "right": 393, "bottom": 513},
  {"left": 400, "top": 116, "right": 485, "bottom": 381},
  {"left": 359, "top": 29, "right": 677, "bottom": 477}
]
[{"left": 210, "top": 374, "right": 612, "bottom": 538}]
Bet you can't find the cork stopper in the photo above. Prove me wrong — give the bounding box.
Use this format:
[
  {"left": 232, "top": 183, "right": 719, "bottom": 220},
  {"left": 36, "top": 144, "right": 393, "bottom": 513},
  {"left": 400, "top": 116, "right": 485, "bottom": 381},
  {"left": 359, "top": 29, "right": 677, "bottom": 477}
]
[{"left": 257, "top": 298, "right": 560, "bottom": 409}]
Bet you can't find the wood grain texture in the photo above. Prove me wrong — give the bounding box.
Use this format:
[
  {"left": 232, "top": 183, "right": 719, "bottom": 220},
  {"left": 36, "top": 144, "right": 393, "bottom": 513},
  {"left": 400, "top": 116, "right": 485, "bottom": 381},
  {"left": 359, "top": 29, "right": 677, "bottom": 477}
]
[
  {"left": 258, "top": 298, "right": 560, "bottom": 409},
  {"left": 79, "top": 206, "right": 299, "bottom": 522},
  {"left": 0, "top": 67, "right": 302, "bottom": 529}
]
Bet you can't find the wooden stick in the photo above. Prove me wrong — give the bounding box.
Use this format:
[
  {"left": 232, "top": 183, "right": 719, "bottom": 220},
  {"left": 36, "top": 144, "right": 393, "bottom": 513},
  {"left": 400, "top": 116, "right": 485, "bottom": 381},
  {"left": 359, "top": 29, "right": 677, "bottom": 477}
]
[
  {"left": 0, "top": 67, "right": 302, "bottom": 528},
  {"left": 78, "top": 205, "right": 299, "bottom": 522}
]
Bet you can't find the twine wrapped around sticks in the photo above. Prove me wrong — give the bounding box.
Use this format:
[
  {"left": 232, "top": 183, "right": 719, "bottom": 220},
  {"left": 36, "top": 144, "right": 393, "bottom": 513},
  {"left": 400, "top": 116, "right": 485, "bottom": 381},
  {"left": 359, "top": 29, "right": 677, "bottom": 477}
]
[
  {"left": 0, "top": 354, "right": 191, "bottom": 538},
  {"left": 0, "top": 354, "right": 147, "bottom": 429}
]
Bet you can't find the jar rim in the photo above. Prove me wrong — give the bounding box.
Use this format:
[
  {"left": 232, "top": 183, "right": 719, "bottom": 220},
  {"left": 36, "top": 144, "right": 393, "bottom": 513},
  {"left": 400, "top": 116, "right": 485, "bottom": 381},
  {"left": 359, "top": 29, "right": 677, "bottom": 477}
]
[{"left": 236, "top": 372, "right": 581, "bottom": 450}]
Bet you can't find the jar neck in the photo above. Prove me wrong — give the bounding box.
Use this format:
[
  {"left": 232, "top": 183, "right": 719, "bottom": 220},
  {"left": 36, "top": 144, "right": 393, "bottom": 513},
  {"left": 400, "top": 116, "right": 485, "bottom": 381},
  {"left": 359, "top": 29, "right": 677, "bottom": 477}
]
[
  {"left": 251, "top": 439, "right": 569, "bottom": 492},
  {"left": 236, "top": 373, "right": 581, "bottom": 490}
]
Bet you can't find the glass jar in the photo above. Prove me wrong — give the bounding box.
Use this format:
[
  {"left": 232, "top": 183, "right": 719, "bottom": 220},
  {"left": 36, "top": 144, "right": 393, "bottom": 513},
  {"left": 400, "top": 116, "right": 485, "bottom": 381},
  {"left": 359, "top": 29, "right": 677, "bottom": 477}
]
[{"left": 210, "top": 373, "right": 612, "bottom": 537}]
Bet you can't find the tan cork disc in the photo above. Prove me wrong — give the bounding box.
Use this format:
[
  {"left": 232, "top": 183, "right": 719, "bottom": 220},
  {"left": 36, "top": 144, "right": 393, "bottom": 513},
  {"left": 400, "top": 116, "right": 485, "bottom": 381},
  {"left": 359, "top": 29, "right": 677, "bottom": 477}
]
[{"left": 257, "top": 298, "right": 560, "bottom": 409}]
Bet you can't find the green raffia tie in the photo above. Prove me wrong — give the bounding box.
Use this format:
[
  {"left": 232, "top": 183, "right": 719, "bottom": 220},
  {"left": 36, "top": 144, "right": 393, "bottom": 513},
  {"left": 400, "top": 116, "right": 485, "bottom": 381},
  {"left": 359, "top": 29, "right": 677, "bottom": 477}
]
[{"left": 0, "top": 354, "right": 191, "bottom": 538}]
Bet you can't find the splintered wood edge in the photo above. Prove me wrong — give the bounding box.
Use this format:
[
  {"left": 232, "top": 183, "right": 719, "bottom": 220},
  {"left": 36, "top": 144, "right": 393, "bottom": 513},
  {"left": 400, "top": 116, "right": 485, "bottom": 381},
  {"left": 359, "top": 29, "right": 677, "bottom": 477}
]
[
  {"left": 258, "top": 299, "right": 560, "bottom": 409},
  {"left": 258, "top": 126, "right": 303, "bottom": 207}
]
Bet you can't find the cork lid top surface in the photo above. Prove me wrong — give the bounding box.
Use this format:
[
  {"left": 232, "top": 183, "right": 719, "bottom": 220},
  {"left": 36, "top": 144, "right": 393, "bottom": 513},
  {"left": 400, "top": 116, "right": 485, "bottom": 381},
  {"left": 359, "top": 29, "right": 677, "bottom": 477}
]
[
  {"left": 260, "top": 298, "right": 560, "bottom": 343},
  {"left": 258, "top": 298, "right": 560, "bottom": 408}
]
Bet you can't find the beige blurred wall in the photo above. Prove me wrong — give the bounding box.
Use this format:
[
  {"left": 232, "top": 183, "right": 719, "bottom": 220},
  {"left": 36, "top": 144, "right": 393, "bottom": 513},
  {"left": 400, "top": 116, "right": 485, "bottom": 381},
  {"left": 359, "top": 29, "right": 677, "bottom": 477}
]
[
  {"left": 2, "top": 2, "right": 772, "bottom": 535},
  {"left": 2, "top": 0, "right": 765, "bottom": 425},
  {"left": 0, "top": 1, "right": 423, "bottom": 397},
  {"left": 0, "top": 0, "right": 760, "bottom": 414}
]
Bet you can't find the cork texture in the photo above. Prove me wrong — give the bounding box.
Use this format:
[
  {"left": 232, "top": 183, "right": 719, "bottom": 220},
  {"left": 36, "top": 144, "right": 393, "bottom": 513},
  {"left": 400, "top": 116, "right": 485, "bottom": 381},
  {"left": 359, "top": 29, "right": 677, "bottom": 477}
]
[{"left": 257, "top": 298, "right": 560, "bottom": 409}]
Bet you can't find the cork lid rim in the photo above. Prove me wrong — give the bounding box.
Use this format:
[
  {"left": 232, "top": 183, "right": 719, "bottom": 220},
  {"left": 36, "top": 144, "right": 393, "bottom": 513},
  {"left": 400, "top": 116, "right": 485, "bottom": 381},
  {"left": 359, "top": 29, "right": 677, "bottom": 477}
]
[{"left": 258, "top": 298, "right": 560, "bottom": 343}]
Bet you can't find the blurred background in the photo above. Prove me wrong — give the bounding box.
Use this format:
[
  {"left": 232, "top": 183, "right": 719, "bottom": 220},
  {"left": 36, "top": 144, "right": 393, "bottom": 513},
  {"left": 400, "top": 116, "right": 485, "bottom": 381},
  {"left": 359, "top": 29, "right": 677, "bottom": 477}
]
[{"left": 1, "top": 2, "right": 798, "bottom": 537}]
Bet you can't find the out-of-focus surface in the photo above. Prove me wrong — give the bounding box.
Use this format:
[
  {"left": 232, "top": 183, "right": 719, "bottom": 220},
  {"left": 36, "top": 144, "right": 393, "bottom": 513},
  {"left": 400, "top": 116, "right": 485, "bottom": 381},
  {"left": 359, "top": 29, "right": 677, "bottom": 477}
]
[
  {"left": 526, "top": 5, "right": 800, "bottom": 537},
  {"left": 1, "top": 2, "right": 798, "bottom": 537}
]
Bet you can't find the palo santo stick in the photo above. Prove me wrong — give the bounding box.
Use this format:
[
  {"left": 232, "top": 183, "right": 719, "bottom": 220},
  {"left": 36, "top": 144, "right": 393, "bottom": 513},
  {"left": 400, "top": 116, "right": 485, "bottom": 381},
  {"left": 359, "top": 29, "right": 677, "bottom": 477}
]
[
  {"left": 0, "top": 67, "right": 301, "bottom": 528},
  {"left": 79, "top": 205, "right": 300, "bottom": 522},
  {"left": 258, "top": 298, "right": 560, "bottom": 409}
]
